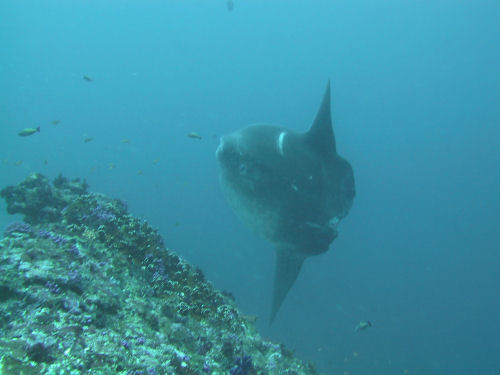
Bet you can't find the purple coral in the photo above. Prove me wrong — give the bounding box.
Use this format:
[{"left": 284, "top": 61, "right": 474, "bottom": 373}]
[
  {"left": 52, "top": 234, "right": 68, "bottom": 246},
  {"left": 121, "top": 339, "right": 131, "bottom": 350},
  {"left": 38, "top": 229, "right": 52, "bottom": 238},
  {"left": 78, "top": 204, "right": 116, "bottom": 225},
  {"left": 230, "top": 355, "right": 253, "bottom": 375},
  {"left": 203, "top": 362, "right": 211, "bottom": 373},
  {"left": 91, "top": 204, "right": 116, "bottom": 222},
  {"left": 4, "top": 222, "right": 32, "bottom": 237},
  {"left": 68, "top": 243, "right": 80, "bottom": 256},
  {"left": 38, "top": 229, "right": 68, "bottom": 246},
  {"left": 45, "top": 281, "right": 61, "bottom": 294},
  {"left": 152, "top": 258, "right": 168, "bottom": 281},
  {"left": 145, "top": 255, "right": 169, "bottom": 283}
]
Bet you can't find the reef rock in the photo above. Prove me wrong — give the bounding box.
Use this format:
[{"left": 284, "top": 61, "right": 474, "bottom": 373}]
[{"left": 0, "top": 173, "right": 320, "bottom": 374}]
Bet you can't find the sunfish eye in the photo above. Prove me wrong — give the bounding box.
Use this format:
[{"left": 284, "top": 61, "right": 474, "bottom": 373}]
[{"left": 239, "top": 163, "right": 247, "bottom": 174}]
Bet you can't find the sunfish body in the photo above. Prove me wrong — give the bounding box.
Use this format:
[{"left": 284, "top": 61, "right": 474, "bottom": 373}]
[{"left": 216, "top": 82, "right": 355, "bottom": 322}]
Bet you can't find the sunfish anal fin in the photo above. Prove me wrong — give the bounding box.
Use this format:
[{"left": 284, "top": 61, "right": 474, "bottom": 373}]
[{"left": 270, "top": 245, "right": 306, "bottom": 324}]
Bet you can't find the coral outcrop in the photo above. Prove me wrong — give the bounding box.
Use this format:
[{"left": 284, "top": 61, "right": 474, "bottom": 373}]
[{"left": 0, "top": 173, "right": 320, "bottom": 374}]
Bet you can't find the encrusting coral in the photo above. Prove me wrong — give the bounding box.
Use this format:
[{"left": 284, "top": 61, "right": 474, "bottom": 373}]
[{"left": 0, "top": 173, "right": 320, "bottom": 375}]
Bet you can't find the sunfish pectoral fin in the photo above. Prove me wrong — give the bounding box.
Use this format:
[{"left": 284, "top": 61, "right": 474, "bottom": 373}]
[{"left": 270, "top": 245, "right": 306, "bottom": 324}]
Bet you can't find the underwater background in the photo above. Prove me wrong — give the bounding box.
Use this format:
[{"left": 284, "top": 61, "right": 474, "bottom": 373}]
[{"left": 1, "top": 1, "right": 499, "bottom": 374}]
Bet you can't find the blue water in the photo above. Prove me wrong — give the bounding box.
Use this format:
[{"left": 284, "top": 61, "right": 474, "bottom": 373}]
[{"left": 1, "top": 1, "right": 499, "bottom": 374}]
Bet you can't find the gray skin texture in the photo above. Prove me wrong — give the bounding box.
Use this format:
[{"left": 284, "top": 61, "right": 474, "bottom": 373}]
[{"left": 216, "top": 82, "right": 355, "bottom": 323}]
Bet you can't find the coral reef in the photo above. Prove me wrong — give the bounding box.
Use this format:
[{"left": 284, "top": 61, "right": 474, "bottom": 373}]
[{"left": 0, "top": 173, "right": 320, "bottom": 374}]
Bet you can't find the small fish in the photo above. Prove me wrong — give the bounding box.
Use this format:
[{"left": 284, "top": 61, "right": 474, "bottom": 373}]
[
  {"left": 153, "top": 159, "right": 159, "bottom": 164},
  {"left": 83, "top": 75, "right": 93, "bottom": 82},
  {"left": 51, "top": 120, "right": 61, "bottom": 125},
  {"left": 354, "top": 320, "right": 372, "bottom": 332},
  {"left": 84, "top": 137, "right": 94, "bottom": 143},
  {"left": 120, "top": 139, "right": 130, "bottom": 144},
  {"left": 108, "top": 163, "right": 116, "bottom": 170},
  {"left": 187, "top": 132, "right": 202, "bottom": 140},
  {"left": 137, "top": 169, "right": 143, "bottom": 175},
  {"left": 18, "top": 127, "right": 40, "bottom": 137},
  {"left": 15, "top": 160, "right": 24, "bottom": 166},
  {"left": 226, "top": 0, "right": 234, "bottom": 11}
]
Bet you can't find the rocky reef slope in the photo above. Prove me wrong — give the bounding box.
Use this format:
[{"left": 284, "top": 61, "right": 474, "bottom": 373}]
[{"left": 0, "top": 174, "right": 320, "bottom": 375}]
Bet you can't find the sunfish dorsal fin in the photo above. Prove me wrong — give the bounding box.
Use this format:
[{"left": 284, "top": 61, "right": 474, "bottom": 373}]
[
  {"left": 270, "top": 245, "right": 306, "bottom": 323},
  {"left": 304, "top": 81, "right": 336, "bottom": 155}
]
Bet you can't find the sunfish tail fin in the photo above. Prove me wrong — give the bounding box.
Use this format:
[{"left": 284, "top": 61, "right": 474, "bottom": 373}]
[{"left": 270, "top": 245, "right": 306, "bottom": 324}]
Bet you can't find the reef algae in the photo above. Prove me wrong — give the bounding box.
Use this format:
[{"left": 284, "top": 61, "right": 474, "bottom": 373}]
[{"left": 0, "top": 173, "right": 321, "bottom": 374}]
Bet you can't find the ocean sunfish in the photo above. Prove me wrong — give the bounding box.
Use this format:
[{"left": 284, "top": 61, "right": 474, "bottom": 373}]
[{"left": 216, "top": 82, "right": 355, "bottom": 322}]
